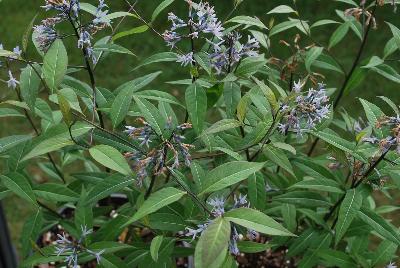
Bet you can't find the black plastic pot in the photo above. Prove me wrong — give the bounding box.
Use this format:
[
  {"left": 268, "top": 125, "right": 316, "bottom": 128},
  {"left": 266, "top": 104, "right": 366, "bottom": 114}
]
[{"left": 0, "top": 203, "right": 17, "bottom": 268}]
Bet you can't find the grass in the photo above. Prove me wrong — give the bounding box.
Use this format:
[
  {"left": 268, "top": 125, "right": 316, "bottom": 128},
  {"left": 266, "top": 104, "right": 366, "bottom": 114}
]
[{"left": 0, "top": 0, "right": 399, "bottom": 257}]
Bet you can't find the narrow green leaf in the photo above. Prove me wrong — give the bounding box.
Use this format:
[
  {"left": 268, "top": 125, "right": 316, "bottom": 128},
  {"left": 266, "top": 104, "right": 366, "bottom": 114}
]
[
  {"left": 201, "top": 119, "right": 241, "bottom": 136},
  {"left": 185, "top": 82, "right": 207, "bottom": 134},
  {"left": 0, "top": 172, "right": 37, "bottom": 206},
  {"left": 42, "top": 39, "right": 68, "bottom": 92},
  {"left": 357, "top": 207, "right": 400, "bottom": 245},
  {"left": 273, "top": 191, "right": 331, "bottom": 207},
  {"left": 227, "top": 16, "right": 267, "bottom": 29},
  {"left": 225, "top": 208, "right": 294, "bottom": 236},
  {"left": 387, "top": 22, "right": 400, "bottom": 49},
  {"left": 124, "top": 187, "right": 186, "bottom": 225},
  {"left": 150, "top": 235, "right": 164, "bottom": 262},
  {"left": 19, "top": 64, "right": 41, "bottom": 111},
  {"left": 290, "top": 178, "right": 344, "bottom": 194},
  {"left": 86, "top": 174, "right": 135, "bottom": 204},
  {"left": 305, "top": 46, "right": 323, "bottom": 73},
  {"left": 0, "top": 135, "right": 32, "bottom": 154},
  {"left": 329, "top": 22, "right": 350, "bottom": 49},
  {"left": 194, "top": 217, "right": 231, "bottom": 268},
  {"left": 89, "top": 145, "right": 132, "bottom": 175},
  {"left": 33, "top": 183, "right": 79, "bottom": 202},
  {"left": 200, "top": 161, "right": 264, "bottom": 195},
  {"left": 152, "top": 0, "right": 174, "bottom": 22},
  {"left": 20, "top": 209, "right": 43, "bottom": 257},
  {"left": 113, "top": 25, "right": 149, "bottom": 41},
  {"left": 335, "top": 189, "right": 363, "bottom": 245},
  {"left": 267, "top": 5, "right": 296, "bottom": 14},
  {"left": 134, "top": 97, "right": 166, "bottom": 137}
]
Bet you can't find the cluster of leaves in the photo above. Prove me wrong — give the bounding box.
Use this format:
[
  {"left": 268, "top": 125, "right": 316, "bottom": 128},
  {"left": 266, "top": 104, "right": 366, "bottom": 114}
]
[{"left": 0, "top": 0, "right": 400, "bottom": 267}]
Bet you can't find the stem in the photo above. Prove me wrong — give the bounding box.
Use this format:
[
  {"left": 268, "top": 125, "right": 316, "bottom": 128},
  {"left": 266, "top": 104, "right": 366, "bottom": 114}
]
[{"left": 144, "top": 174, "right": 157, "bottom": 199}]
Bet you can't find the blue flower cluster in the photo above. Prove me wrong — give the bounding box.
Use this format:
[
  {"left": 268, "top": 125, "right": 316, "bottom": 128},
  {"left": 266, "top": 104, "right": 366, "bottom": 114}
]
[
  {"left": 163, "top": 1, "right": 259, "bottom": 74},
  {"left": 0, "top": 43, "right": 22, "bottom": 89},
  {"left": 278, "top": 82, "right": 331, "bottom": 137},
  {"left": 124, "top": 119, "right": 194, "bottom": 186},
  {"left": 34, "top": 0, "right": 110, "bottom": 63},
  {"left": 186, "top": 194, "right": 258, "bottom": 255},
  {"left": 54, "top": 225, "right": 104, "bottom": 268}
]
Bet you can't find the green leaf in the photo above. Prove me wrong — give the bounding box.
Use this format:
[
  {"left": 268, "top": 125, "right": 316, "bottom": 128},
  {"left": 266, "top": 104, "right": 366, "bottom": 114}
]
[
  {"left": 0, "top": 135, "right": 32, "bottom": 154},
  {"left": 329, "top": 22, "right": 350, "bottom": 49},
  {"left": 42, "top": 39, "right": 68, "bottom": 93},
  {"left": 152, "top": 0, "right": 174, "bottom": 22},
  {"left": 19, "top": 64, "right": 41, "bottom": 111},
  {"left": 263, "top": 145, "right": 294, "bottom": 176},
  {"left": 200, "top": 161, "right": 265, "bottom": 195},
  {"left": 357, "top": 207, "right": 400, "bottom": 245},
  {"left": 237, "top": 241, "right": 273, "bottom": 253},
  {"left": 57, "top": 92, "right": 72, "bottom": 126},
  {"left": 22, "top": 14, "right": 38, "bottom": 53},
  {"left": 75, "top": 188, "right": 93, "bottom": 230},
  {"left": 370, "top": 64, "right": 400, "bottom": 83},
  {"left": 269, "top": 20, "right": 300, "bottom": 36},
  {"left": 86, "top": 174, "right": 135, "bottom": 204},
  {"left": 89, "top": 145, "right": 132, "bottom": 175},
  {"left": 202, "top": 119, "right": 241, "bottom": 136},
  {"left": 134, "top": 52, "right": 178, "bottom": 70},
  {"left": 33, "top": 183, "right": 79, "bottom": 202},
  {"left": 371, "top": 240, "right": 398, "bottom": 267},
  {"left": 267, "top": 5, "right": 296, "bottom": 14},
  {"left": 0, "top": 172, "right": 37, "bottom": 206},
  {"left": 335, "top": 189, "right": 363, "bottom": 245},
  {"left": 311, "top": 19, "right": 339, "bottom": 28},
  {"left": 112, "top": 25, "right": 149, "bottom": 41},
  {"left": 22, "top": 123, "right": 92, "bottom": 161},
  {"left": 248, "top": 173, "right": 266, "bottom": 210},
  {"left": 20, "top": 209, "right": 43, "bottom": 257},
  {"left": 317, "top": 249, "right": 357, "bottom": 267},
  {"left": 305, "top": 47, "right": 323, "bottom": 73},
  {"left": 226, "top": 16, "right": 267, "bottom": 29},
  {"left": 111, "top": 72, "right": 161, "bottom": 128},
  {"left": 0, "top": 108, "right": 24, "bottom": 118},
  {"left": 387, "top": 22, "right": 400, "bottom": 49},
  {"left": 150, "top": 235, "right": 163, "bottom": 262},
  {"left": 287, "top": 228, "right": 318, "bottom": 257},
  {"left": 194, "top": 217, "right": 231, "bottom": 268},
  {"left": 290, "top": 178, "right": 344, "bottom": 194},
  {"left": 359, "top": 98, "right": 384, "bottom": 138},
  {"left": 185, "top": 82, "right": 207, "bottom": 134},
  {"left": 281, "top": 203, "right": 297, "bottom": 232},
  {"left": 225, "top": 208, "right": 294, "bottom": 236},
  {"left": 134, "top": 97, "right": 166, "bottom": 137},
  {"left": 362, "top": 56, "right": 384, "bottom": 69},
  {"left": 135, "top": 90, "right": 182, "bottom": 107},
  {"left": 309, "top": 129, "right": 365, "bottom": 162},
  {"left": 273, "top": 191, "right": 331, "bottom": 207},
  {"left": 343, "top": 67, "right": 367, "bottom": 94},
  {"left": 93, "top": 43, "right": 135, "bottom": 56},
  {"left": 124, "top": 187, "right": 186, "bottom": 225},
  {"left": 235, "top": 56, "right": 265, "bottom": 77}
]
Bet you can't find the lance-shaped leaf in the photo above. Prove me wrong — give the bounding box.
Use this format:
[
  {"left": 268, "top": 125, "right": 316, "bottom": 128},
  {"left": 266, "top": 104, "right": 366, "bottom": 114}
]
[
  {"left": 0, "top": 135, "right": 32, "bottom": 154},
  {"left": 201, "top": 119, "right": 242, "bottom": 136},
  {"left": 42, "top": 39, "right": 68, "bottom": 92},
  {"left": 19, "top": 64, "right": 41, "bottom": 111},
  {"left": 305, "top": 46, "right": 323, "bottom": 73},
  {"left": 194, "top": 217, "right": 231, "bottom": 268},
  {"left": 152, "top": 0, "right": 174, "bottom": 22},
  {"left": 273, "top": 191, "right": 332, "bottom": 207},
  {"left": 134, "top": 97, "right": 166, "bottom": 137},
  {"left": 89, "top": 145, "right": 132, "bottom": 175},
  {"left": 335, "top": 189, "right": 363, "bottom": 245},
  {"left": 224, "top": 208, "right": 294, "bottom": 236},
  {"left": 290, "top": 178, "right": 344, "bottom": 194},
  {"left": 185, "top": 82, "right": 207, "bottom": 134},
  {"left": 20, "top": 209, "right": 43, "bottom": 258},
  {"left": 86, "top": 174, "right": 136, "bottom": 205},
  {"left": 123, "top": 187, "right": 186, "bottom": 226},
  {"left": 22, "top": 123, "right": 92, "bottom": 161},
  {"left": 200, "top": 161, "right": 265, "bottom": 195},
  {"left": 33, "top": 183, "right": 79, "bottom": 202},
  {"left": 0, "top": 172, "right": 37, "bottom": 206},
  {"left": 357, "top": 207, "right": 400, "bottom": 245},
  {"left": 150, "top": 235, "right": 164, "bottom": 262},
  {"left": 110, "top": 71, "right": 161, "bottom": 128}
]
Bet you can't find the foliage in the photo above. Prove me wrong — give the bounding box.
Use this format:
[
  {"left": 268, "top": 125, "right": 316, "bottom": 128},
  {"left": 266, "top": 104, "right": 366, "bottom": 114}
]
[{"left": 0, "top": 0, "right": 400, "bottom": 267}]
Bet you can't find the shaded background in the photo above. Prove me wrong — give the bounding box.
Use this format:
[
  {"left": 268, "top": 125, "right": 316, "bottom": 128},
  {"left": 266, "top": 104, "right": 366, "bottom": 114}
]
[{"left": 0, "top": 0, "right": 399, "bottom": 259}]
